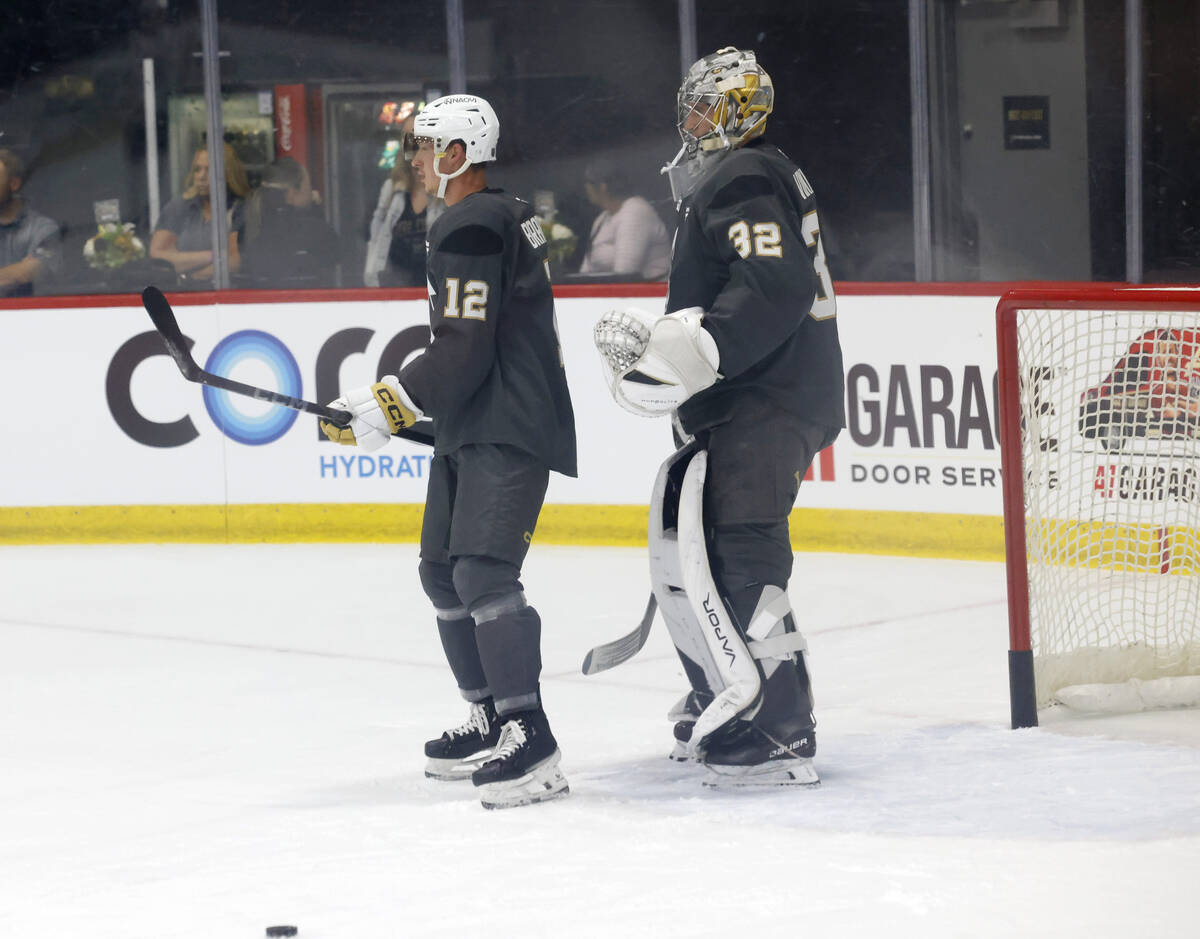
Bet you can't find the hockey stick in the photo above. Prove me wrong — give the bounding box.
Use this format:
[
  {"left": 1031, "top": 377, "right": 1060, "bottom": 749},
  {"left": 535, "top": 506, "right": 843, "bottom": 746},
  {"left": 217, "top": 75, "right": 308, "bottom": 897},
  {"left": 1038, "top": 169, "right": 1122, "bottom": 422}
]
[
  {"left": 581, "top": 593, "right": 657, "bottom": 675},
  {"left": 141, "top": 285, "right": 434, "bottom": 446}
]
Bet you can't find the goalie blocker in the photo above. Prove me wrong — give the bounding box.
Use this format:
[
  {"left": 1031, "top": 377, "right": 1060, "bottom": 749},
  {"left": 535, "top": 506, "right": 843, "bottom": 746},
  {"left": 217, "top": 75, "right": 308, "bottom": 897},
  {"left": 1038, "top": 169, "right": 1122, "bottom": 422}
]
[{"left": 650, "top": 442, "right": 820, "bottom": 787}]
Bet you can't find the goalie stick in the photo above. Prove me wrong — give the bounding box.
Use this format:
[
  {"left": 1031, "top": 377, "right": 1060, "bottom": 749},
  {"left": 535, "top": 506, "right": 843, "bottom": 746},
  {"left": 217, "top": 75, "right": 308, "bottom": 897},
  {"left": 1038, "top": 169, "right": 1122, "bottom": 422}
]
[
  {"left": 140, "top": 285, "right": 434, "bottom": 446},
  {"left": 581, "top": 593, "right": 657, "bottom": 675}
]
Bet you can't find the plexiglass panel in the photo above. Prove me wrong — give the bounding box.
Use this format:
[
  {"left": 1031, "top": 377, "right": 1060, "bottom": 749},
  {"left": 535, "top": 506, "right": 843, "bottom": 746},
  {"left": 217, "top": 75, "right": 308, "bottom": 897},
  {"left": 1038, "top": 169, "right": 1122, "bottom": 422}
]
[
  {"left": 214, "top": 1, "right": 448, "bottom": 289},
  {"left": 697, "top": 1, "right": 914, "bottom": 283},
  {"left": 1, "top": 1, "right": 203, "bottom": 295},
  {"left": 463, "top": 0, "right": 681, "bottom": 284},
  {"left": 4, "top": 1, "right": 1200, "bottom": 295}
]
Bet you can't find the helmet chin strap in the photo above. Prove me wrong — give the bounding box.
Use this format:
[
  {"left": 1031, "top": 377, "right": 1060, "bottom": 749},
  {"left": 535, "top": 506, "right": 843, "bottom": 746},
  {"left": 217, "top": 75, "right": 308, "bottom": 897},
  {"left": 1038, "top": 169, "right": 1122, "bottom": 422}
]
[
  {"left": 662, "top": 142, "right": 690, "bottom": 175},
  {"left": 661, "top": 134, "right": 732, "bottom": 205},
  {"left": 433, "top": 152, "right": 473, "bottom": 200}
]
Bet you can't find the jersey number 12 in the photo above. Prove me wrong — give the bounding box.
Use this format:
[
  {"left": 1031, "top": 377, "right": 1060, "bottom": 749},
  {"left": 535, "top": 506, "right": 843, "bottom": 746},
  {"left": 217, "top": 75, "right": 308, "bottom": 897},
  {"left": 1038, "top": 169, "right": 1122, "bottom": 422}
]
[{"left": 442, "top": 278, "right": 489, "bottom": 320}]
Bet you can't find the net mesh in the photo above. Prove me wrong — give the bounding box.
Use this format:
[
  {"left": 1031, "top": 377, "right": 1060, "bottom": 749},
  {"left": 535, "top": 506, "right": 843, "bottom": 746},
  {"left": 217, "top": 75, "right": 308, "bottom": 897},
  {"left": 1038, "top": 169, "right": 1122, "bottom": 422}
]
[{"left": 1015, "top": 306, "right": 1200, "bottom": 707}]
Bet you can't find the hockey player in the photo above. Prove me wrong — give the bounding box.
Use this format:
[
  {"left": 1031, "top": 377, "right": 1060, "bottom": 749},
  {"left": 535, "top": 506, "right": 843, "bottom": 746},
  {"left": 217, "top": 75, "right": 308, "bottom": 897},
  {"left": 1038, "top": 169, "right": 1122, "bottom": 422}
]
[
  {"left": 321, "top": 94, "right": 577, "bottom": 809},
  {"left": 594, "top": 48, "right": 845, "bottom": 788}
]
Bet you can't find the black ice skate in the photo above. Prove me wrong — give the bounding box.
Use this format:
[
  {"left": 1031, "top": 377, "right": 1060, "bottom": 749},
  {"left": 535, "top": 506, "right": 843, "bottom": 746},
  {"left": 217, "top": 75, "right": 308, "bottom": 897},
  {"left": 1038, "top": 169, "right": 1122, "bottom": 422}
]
[
  {"left": 424, "top": 697, "right": 500, "bottom": 781},
  {"left": 471, "top": 708, "right": 569, "bottom": 809},
  {"left": 700, "top": 660, "right": 820, "bottom": 789}
]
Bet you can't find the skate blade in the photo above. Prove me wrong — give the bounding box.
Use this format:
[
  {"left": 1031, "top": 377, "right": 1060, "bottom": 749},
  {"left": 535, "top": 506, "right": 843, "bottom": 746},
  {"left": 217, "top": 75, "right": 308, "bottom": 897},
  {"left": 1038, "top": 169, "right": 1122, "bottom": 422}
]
[
  {"left": 478, "top": 754, "right": 570, "bottom": 810},
  {"left": 667, "top": 740, "right": 694, "bottom": 762},
  {"left": 702, "top": 757, "right": 820, "bottom": 789},
  {"left": 424, "top": 752, "right": 492, "bottom": 781}
]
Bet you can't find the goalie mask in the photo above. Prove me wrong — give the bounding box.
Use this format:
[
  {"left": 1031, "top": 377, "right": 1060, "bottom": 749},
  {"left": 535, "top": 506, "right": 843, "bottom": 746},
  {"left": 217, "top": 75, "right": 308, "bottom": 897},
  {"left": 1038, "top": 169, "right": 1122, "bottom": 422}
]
[
  {"left": 662, "top": 47, "right": 773, "bottom": 204},
  {"left": 404, "top": 94, "right": 499, "bottom": 199}
]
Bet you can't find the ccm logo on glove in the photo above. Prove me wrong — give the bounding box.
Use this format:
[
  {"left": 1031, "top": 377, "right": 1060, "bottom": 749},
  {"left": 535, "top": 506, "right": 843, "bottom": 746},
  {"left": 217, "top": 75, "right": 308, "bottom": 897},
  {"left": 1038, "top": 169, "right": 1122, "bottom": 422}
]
[
  {"left": 371, "top": 383, "right": 418, "bottom": 431},
  {"left": 321, "top": 375, "right": 424, "bottom": 451}
]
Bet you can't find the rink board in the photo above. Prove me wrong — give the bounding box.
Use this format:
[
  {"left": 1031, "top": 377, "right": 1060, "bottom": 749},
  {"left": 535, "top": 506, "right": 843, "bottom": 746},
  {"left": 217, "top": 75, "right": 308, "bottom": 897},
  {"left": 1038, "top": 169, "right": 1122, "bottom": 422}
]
[{"left": 0, "top": 286, "right": 1008, "bottom": 557}]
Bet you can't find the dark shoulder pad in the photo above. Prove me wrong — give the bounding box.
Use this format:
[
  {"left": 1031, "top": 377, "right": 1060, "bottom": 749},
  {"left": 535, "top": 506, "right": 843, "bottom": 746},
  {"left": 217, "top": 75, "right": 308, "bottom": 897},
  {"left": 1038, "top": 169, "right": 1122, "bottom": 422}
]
[
  {"left": 438, "top": 223, "right": 505, "bottom": 256},
  {"left": 706, "top": 173, "right": 775, "bottom": 211}
]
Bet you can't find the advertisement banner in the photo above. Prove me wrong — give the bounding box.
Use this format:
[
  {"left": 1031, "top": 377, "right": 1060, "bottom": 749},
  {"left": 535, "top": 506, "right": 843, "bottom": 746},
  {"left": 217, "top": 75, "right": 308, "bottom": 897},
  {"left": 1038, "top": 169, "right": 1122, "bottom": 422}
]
[
  {"left": 828, "top": 294, "right": 1002, "bottom": 514},
  {"left": 0, "top": 292, "right": 1004, "bottom": 516}
]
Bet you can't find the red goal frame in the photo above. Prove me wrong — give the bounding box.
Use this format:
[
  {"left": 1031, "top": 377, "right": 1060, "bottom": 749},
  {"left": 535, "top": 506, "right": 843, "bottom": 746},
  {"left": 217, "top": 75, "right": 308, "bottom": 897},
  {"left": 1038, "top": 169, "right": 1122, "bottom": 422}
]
[{"left": 996, "top": 285, "right": 1200, "bottom": 728}]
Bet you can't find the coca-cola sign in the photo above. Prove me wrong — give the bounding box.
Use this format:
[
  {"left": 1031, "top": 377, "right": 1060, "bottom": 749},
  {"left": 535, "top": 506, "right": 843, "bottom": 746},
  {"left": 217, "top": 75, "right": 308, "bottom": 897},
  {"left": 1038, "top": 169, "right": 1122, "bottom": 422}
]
[
  {"left": 278, "top": 96, "right": 292, "bottom": 152},
  {"left": 273, "top": 85, "right": 307, "bottom": 164}
]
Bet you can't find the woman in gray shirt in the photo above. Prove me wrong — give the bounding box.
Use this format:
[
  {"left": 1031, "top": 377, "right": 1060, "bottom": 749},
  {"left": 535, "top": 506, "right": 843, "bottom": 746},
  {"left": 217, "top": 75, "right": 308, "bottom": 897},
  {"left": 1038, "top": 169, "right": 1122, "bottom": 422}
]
[{"left": 151, "top": 144, "right": 249, "bottom": 282}]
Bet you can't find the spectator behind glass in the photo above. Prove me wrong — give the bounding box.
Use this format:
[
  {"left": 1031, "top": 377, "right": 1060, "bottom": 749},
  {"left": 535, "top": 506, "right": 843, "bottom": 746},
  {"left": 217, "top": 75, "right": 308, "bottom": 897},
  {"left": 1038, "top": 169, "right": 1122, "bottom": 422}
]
[
  {"left": 363, "top": 113, "right": 443, "bottom": 287},
  {"left": 150, "top": 143, "right": 249, "bottom": 282},
  {"left": 0, "top": 148, "right": 62, "bottom": 297},
  {"left": 241, "top": 157, "right": 341, "bottom": 288},
  {"left": 579, "top": 157, "right": 671, "bottom": 281}
]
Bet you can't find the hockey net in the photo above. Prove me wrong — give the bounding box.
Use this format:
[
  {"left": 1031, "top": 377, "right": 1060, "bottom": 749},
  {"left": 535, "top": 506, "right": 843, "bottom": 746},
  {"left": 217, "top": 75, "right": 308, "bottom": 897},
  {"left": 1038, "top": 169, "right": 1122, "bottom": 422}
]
[{"left": 997, "top": 287, "right": 1200, "bottom": 725}]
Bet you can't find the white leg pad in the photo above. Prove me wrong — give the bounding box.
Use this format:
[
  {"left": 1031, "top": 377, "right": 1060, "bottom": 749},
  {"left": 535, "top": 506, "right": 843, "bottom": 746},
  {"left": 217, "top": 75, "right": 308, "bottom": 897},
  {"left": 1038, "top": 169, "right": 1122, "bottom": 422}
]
[
  {"left": 676, "top": 451, "right": 763, "bottom": 753},
  {"left": 649, "top": 446, "right": 764, "bottom": 753},
  {"left": 477, "top": 751, "right": 570, "bottom": 810},
  {"left": 649, "top": 445, "right": 718, "bottom": 682}
]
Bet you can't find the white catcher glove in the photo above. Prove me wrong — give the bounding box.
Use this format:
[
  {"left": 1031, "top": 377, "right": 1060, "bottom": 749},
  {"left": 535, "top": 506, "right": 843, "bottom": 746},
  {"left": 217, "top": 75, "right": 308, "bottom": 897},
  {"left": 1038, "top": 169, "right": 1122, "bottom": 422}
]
[
  {"left": 593, "top": 306, "right": 721, "bottom": 417},
  {"left": 321, "top": 375, "right": 424, "bottom": 452}
]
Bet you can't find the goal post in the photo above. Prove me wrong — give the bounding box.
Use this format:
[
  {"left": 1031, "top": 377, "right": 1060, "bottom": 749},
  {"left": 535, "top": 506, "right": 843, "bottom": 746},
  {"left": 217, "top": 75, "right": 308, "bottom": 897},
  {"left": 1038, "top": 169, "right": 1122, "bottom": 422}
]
[
  {"left": 997, "top": 297, "right": 1037, "bottom": 729},
  {"left": 996, "top": 286, "right": 1200, "bottom": 728}
]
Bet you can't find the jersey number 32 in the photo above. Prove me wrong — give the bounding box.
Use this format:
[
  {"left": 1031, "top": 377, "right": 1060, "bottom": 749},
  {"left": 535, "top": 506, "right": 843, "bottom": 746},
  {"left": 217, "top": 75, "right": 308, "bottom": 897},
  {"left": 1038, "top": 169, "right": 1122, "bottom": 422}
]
[{"left": 725, "top": 213, "right": 836, "bottom": 322}]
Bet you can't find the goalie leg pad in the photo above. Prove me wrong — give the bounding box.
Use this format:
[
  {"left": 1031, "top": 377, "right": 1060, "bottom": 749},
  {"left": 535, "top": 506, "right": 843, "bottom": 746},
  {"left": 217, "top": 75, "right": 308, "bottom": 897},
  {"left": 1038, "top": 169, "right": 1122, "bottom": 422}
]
[
  {"left": 650, "top": 445, "right": 816, "bottom": 761},
  {"left": 673, "top": 450, "right": 763, "bottom": 750},
  {"left": 700, "top": 596, "right": 817, "bottom": 776},
  {"left": 649, "top": 443, "right": 721, "bottom": 697},
  {"left": 744, "top": 585, "right": 812, "bottom": 710}
]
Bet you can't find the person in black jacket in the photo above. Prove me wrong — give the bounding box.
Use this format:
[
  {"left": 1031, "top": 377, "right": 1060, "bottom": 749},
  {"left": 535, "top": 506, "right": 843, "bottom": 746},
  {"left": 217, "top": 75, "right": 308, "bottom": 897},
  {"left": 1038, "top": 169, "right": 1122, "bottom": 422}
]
[
  {"left": 595, "top": 48, "right": 845, "bottom": 788},
  {"left": 321, "top": 94, "right": 577, "bottom": 810},
  {"left": 241, "top": 157, "right": 341, "bottom": 287}
]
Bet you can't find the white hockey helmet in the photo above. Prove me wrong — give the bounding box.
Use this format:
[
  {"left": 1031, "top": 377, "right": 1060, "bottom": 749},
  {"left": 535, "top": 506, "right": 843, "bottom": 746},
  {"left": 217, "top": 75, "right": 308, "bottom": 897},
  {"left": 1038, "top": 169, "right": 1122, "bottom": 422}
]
[{"left": 408, "top": 94, "right": 499, "bottom": 197}]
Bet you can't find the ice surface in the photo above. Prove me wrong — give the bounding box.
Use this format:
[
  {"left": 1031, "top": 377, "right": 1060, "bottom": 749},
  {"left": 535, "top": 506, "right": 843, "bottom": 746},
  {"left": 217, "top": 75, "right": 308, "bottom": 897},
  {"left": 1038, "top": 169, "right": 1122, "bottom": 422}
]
[{"left": 1, "top": 545, "right": 1197, "bottom": 938}]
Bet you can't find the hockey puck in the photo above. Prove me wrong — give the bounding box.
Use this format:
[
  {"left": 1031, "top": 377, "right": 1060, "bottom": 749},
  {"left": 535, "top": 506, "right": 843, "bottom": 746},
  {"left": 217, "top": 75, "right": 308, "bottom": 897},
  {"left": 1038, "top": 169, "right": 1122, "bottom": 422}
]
[{"left": 265, "top": 928, "right": 297, "bottom": 938}]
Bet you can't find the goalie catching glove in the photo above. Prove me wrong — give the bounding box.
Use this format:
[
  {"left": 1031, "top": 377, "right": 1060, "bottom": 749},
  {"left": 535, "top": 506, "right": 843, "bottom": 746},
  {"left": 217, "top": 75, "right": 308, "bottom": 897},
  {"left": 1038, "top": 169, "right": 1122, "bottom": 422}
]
[
  {"left": 321, "top": 375, "right": 423, "bottom": 452},
  {"left": 594, "top": 306, "right": 721, "bottom": 417}
]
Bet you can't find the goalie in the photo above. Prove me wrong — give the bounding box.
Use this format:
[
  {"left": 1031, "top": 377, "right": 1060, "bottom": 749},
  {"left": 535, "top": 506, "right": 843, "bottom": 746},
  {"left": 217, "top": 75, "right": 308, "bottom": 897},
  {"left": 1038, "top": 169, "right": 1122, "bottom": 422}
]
[{"left": 594, "top": 47, "right": 845, "bottom": 788}]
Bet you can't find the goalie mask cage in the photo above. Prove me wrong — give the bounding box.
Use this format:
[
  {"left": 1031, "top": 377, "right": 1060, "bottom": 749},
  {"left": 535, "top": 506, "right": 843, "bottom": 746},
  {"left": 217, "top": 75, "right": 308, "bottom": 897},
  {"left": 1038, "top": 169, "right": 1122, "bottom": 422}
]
[{"left": 997, "top": 286, "right": 1200, "bottom": 729}]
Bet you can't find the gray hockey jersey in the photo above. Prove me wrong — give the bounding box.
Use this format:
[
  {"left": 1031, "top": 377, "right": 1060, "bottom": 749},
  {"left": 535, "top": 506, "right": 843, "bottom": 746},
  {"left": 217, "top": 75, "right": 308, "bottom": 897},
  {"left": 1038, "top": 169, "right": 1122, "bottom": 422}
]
[
  {"left": 667, "top": 140, "right": 846, "bottom": 435},
  {"left": 400, "top": 188, "right": 577, "bottom": 476}
]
